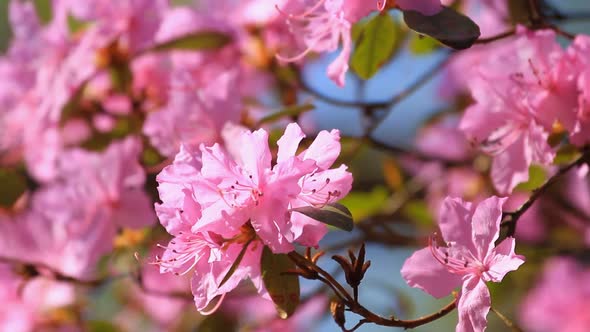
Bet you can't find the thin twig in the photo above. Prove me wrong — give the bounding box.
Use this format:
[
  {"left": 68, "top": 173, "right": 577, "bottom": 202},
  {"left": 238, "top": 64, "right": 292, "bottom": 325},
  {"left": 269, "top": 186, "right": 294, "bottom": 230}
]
[
  {"left": 502, "top": 150, "right": 590, "bottom": 237},
  {"left": 491, "top": 307, "right": 523, "bottom": 332}
]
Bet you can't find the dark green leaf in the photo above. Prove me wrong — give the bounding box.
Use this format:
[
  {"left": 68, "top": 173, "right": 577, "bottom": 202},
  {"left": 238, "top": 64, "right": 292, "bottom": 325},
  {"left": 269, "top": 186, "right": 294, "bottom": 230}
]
[
  {"left": 351, "top": 13, "right": 398, "bottom": 80},
  {"left": 261, "top": 246, "right": 300, "bottom": 319},
  {"left": 257, "top": 104, "right": 315, "bottom": 126},
  {"left": 291, "top": 203, "right": 354, "bottom": 232},
  {"left": 0, "top": 169, "right": 27, "bottom": 208},
  {"left": 219, "top": 238, "right": 253, "bottom": 288},
  {"left": 403, "top": 6, "right": 480, "bottom": 50},
  {"left": 151, "top": 31, "right": 232, "bottom": 52}
]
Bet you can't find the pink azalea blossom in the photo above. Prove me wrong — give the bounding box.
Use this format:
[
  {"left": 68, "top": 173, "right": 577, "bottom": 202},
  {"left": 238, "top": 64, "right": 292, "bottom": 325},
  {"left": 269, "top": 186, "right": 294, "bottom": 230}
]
[
  {"left": 401, "top": 196, "right": 525, "bottom": 332},
  {"left": 276, "top": 0, "right": 442, "bottom": 86},
  {"left": 519, "top": 257, "right": 590, "bottom": 332},
  {"left": 154, "top": 123, "right": 352, "bottom": 312},
  {"left": 460, "top": 28, "right": 563, "bottom": 194},
  {"left": 276, "top": 0, "right": 379, "bottom": 87}
]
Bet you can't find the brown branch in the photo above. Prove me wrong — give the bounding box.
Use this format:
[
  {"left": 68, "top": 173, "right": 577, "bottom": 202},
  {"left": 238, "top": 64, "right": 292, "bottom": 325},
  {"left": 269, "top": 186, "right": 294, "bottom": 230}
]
[
  {"left": 296, "top": 55, "right": 450, "bottom": 113},
  {"left": 502, "top": 150, "right": 590, "bottom": 237},
  {"left": 0, "top": 256, "right": 104, "bottom": 286},
  {"left": 475, "top": 29, "right": 517, "bottom": 44},
  {"left": 288, "top": 251, "right": 457, "bottom": 329}
]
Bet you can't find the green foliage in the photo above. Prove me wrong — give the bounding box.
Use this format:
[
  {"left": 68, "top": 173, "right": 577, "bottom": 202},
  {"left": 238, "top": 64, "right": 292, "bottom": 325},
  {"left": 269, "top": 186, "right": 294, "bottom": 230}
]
[
  {"left": 403, "top": 6, "right": 480, "bottom": 50},
  {"left": 86, "top": 321, "right": 121, "bottom": 332},
  {"left": 33, "top": 0, "right": 52, "bottom": 25},
  {"left": 515, "top": 165, "right": 547, "bottom": 191},
  {"left": 351, "top": 13, "right": 399, "bottom": 80},
  {"left": 67, "top": 14, "right": 89, "bottom": 34},
  {"left": 150, "top": 31, "right": 232, "bottom": 53},
  {"left": 402, "top": 200, "right": 435, "bottom": 227},
  {"left": 291, "top": 203, "right": 354, "bottom": 231},
  {"left": 261, "top": 247, "right": 300, "bottom": 319},
  {"left": 339, "top": 186, "right": 389, "bottom": 221},
  {"left": 409, "top": 34, "right": 440, "bottom": 55},
  {"left": 553, "top": 144, "right": 581, "bottom": 165},
  {"left": 0, "top": 168, "right": 27, "bottom": 208}
]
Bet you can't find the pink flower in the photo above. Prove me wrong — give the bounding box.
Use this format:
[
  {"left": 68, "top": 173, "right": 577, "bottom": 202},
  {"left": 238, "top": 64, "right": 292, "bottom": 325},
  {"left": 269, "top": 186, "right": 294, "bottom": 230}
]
[
  {"left": 157, "top": 123, "right": 352, "bottom": 252},
  {"left": 154, "top": 123, "right": 352, "bottom": 312},
  {"left": 460, "top": 28, "right": 563, "bottom": 194},
  {"left": 0, "top": 263, "right": 76, "bottom": 332},
  {"left": 277, "top": 0, "right": 386, "bottom": 86},
  {"left": 519, "top": 257, "right": 590, "bottom": 332},
  {"left": 401, "top": 196, "right": 525, "bottom": 332},
  {"left": 0, "top": 138, "right": 154, "bottom": 280},
  {"left": 221, "top": 294, "right": 328, "bottom": 332}
]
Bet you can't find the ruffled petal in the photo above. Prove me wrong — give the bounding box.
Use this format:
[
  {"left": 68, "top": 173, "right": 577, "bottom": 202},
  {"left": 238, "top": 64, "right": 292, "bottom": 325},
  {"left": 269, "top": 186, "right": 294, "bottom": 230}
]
[
  {"left": 484, "top": 237, "right": 525, "bottom": 283},
  {"left": 302, "top": 129, "right": 341, "bottom": 169},
  {"left": 456, "top": 276, "right": 491, "bottom": 332},
  {"left": 471, "top": 196, "right": 506, "bottom": 260},
  {"left": 277, "top": 123, "right": 306, "bottom": 164},
  {"left": 438, "top": 197, "right": 474, "bottom": 249},
  {"left": 401, "top": 247, "right": 463, "bottom": 298}
]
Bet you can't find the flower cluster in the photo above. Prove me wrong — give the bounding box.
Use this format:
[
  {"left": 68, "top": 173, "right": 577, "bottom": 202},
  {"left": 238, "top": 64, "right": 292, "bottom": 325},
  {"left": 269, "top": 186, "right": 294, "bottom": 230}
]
[
  {"left": 154, "top": 123, "right": 352, "bottom": 313},
  {"left": 459, "top": 27, "right": 590, "bottom": 194}
]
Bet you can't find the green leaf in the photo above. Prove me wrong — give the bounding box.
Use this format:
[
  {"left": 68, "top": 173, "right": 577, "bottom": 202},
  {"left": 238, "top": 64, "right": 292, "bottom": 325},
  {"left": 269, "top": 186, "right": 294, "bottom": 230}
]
[
  {"left": 553, "top": 144, "right": 581, "bottom": 165},
  {"left": 85, "top": 321, "right": 121, "bottom": 332},
  {"left": 151, "top": 31, "right": 232, "bottom": 52},
  {"left": 0, "top": 169, "right": 27, "bottom": 208},
  {"left": 257, "top": 104, "right": 315, "bottom": 126},
  {"left": 351, "top": 13, "right": 399, "bottom": 80},
  {"left": 515, "top": 165, "right": 547, "bottom": 191},
  {"left": 402, "top": 200, "right": 434, "bottom": 227},
  {"left": 338, "top": 186, "right": 389, "bottom": 221},
  {"left": 33, "top": 0, "right": 52, "bottom": 25},
  {"left": 67, "top": 14, "right": 90, "bottom": 34},
  {"left": 290, "top": 203, "right": 354, "bottom": 232},
  {"left": 409, "top": 34, "right": 440, "bottom": 55},
  {"left": 219, "top": 238, "right": 253, "bottom": 288},
  {"left": 261, "top": 247, "right": 300, "bottom": 319},
  {"left": 403, "top": 6, "right": 480, "bottom": 50}
]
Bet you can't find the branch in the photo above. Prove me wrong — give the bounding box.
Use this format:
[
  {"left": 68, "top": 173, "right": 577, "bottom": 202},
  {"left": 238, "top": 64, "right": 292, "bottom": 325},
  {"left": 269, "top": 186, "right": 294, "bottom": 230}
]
[
  {"left": 296, "top": 55, "right": 450, "bottom": 113},
  {"left": 502, "top": 150, "right": 590, "bottom": 237},
  {"left": 288, "top": 251, "right": 457, "bottom": 329}
]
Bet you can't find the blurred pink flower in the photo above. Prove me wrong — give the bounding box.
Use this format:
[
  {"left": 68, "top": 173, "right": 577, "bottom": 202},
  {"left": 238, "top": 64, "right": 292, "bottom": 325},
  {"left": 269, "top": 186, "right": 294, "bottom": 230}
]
[
  {"left": 0, "top": 263, "right": 77, "bottom": 332},
  {"left": 222, "top": 294, "right": 328, "bottom": 332},
  {"left": 520, "top": 257, "right": 590, "bottom": 332},
  {"left": 401, "top": 196, "right": 525, "bottom": 332},
  {"left": 0, "top": 138, "right": 154, "bottom": 280}
]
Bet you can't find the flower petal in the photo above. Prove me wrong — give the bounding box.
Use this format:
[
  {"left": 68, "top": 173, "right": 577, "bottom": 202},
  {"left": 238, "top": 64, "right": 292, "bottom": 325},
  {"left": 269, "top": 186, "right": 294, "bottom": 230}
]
[
  {"left": 457, "top": 276, "right": 491, "bottom": 332},
  {"left": 471, "top": 196, "right": 506, "bottom": 260},
  {"left": 438, "top": 197, "right": 474, "bottom": 249},
  {"left": 277, "top": 123, "right": 306, "bottom": 164},
  {"left": 401, "top": 247, "right": 463, "bottom": 298},
  {"left": 302, "top": 129, "right": 342, "bottom": 170},
  {"left": 485, "top": 237, "right": 525, "bottom": 282}
]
